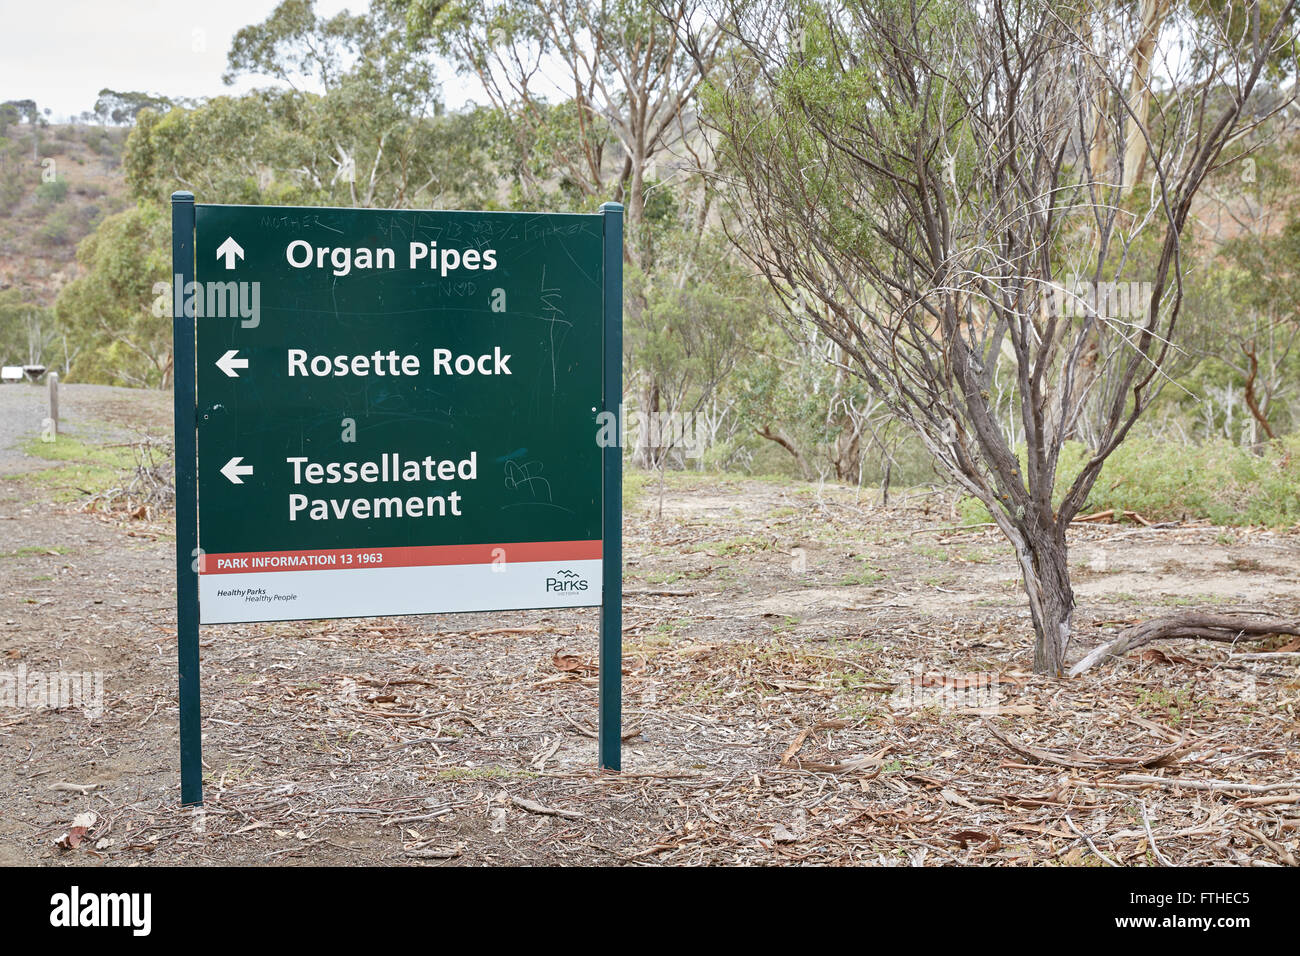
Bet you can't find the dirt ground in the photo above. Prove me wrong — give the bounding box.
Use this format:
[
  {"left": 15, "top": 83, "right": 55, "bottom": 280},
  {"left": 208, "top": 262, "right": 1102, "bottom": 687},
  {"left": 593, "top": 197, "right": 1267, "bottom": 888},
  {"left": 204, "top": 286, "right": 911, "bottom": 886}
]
[{"left": 0, "top": 384, "right": 1297, "bottom": 866}]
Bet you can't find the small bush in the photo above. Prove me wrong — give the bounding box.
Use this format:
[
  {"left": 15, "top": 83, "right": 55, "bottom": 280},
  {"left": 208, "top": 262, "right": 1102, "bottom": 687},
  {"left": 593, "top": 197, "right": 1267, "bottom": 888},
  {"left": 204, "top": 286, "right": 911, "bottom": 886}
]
[
  {"left": 36, "top": 207, "right": 73, "bottom": 245},
  {"left": 82, "top": 128, "right": 113, "bottom": 154},
  {"left": 959, "top": 435, "right": 1300, "bottom": 528},
  {"left": 0, "top": 177, "right": 22, "bottom": 213},
  {"left": 34, "top": 176, "right": 68, "bottom": 204}
]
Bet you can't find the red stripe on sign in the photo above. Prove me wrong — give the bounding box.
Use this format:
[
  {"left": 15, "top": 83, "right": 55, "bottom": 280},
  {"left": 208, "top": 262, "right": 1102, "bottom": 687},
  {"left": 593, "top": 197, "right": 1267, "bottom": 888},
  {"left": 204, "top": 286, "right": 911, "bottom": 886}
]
[{"left": 201, "top": 540, "right": 602, "bottom": 574}]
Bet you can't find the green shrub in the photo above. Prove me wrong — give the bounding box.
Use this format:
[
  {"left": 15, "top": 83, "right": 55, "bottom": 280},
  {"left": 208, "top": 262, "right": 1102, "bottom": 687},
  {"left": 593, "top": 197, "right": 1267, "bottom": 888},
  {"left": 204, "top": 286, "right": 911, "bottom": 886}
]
[
  {"left": 34, "top": 176, "right": 68, "bottom": 204},
  {"left": 83, "top": 128, "right": 115, "bottom": 155},
  {"left": 959, "top": 435, "right": 1300, "bottom": 527},
  {"left": 0, "top": 177, "right": 21, "bottom": 213},
  {"left": 36, "top": 206, "right": 73, "bottom": 245}
]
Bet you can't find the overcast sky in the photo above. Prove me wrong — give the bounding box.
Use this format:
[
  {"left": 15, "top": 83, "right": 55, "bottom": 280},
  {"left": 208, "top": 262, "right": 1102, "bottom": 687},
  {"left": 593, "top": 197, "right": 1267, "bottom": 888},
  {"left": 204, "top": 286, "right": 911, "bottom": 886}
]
[{"left": 0, "top": 0, "right": 478, "bottom": 121}]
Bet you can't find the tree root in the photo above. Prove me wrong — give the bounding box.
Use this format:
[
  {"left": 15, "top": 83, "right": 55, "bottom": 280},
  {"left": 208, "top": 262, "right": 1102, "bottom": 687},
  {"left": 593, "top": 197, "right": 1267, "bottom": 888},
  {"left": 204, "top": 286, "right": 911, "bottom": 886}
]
[{"left": 1069, "top": 613, "right": 1300, "bottom": 677}]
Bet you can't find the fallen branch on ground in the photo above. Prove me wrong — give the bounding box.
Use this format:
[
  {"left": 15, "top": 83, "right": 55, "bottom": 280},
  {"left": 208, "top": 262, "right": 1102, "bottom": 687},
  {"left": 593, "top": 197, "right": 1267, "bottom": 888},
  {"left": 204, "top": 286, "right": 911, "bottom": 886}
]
[
  {"left": 510, "top": 796, "right": 584, "bottom": 819},
  {"left": 1072, "top": 508, "right": 1153, "bottom": 526},
  {"left": 78, "top": 437, "right": 174, "bottom": 518},
  {"left": 1114, "top": 774, "right": 1300, "bottom": 794},
  {"left": 623, "top": 588, "right": 699, "bottom": 597},
  {"left": 1069, "top": 614, "right": 1300, "bottom": 677},
  {"left": 983, "top": 721, "right": 1188, "bottom": 770},
  {"left": 404, "top": 844, "right": 463, "bottom": 859},
  {"left": 1064, "top": 815, "right": 1118, "bottom": 866}
]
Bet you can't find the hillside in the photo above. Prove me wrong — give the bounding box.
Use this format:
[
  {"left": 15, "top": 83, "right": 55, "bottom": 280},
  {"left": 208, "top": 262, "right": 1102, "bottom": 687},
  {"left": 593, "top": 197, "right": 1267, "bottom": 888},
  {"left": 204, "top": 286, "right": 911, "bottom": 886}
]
[{"left": 0, "top": 122, "right": 130, "bottom": 306}]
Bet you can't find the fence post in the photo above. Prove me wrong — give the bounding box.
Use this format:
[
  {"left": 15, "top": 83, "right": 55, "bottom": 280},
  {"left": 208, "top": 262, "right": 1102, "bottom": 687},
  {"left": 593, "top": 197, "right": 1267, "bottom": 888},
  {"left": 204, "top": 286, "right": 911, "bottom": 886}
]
[{"left": 47, "top": 371, "right": 58, "bottom": 439}]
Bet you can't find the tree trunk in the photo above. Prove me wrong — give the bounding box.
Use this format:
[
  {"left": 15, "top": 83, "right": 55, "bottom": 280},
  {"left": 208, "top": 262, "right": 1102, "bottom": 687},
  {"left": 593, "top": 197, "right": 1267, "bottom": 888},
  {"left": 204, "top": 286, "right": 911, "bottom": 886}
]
[
  {"left": 631, "top": 382, "right": 660, "bottom": 469},
  {"left": 755, "top": 425, "right": 813, "bottom": 480},
  {"left": 1120, "top": 0, "right": 1174, "bottom": 191},
  {"left": 833, "top": 427, "right": 861, "bottom": 483},
  {"left": 1014, "top": 526, "right": 1075, "bottom": 675}
]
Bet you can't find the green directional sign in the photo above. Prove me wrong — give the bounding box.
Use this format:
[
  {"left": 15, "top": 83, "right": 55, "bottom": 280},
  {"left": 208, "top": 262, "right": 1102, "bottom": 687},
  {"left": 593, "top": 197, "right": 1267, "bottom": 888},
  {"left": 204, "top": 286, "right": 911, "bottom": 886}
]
[
  {"left": 191, "top": 204, "right": 607, "bottom": 623},
  {"left": 172, "top": 196, "right": 624, "bottom": 803}
]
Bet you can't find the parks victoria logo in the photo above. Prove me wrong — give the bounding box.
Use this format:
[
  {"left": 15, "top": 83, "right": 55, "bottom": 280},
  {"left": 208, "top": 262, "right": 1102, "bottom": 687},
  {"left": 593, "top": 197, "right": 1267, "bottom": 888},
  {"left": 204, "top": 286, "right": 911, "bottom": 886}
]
[{"left": 546, "top": 569, "right": 589, "bottom": 593}]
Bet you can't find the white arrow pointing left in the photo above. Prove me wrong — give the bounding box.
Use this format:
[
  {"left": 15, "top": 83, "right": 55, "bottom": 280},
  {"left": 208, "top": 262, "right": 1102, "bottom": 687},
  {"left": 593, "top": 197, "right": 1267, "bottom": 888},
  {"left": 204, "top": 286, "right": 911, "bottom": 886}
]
[
  {"left": 216, "top": 236, "right": 244, "bottom": 269},
  {"left": 216, "top": 349, "right": 249, "bottom": 377},
  {"left": 221, "top": 457, "right": 254, "bottom": 484}
]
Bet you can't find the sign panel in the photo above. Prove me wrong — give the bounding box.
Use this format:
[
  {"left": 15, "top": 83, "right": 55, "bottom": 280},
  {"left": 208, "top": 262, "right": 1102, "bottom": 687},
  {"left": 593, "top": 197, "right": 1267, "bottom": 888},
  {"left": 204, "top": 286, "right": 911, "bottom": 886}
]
[{"left": 193, "top": 204, "right": 605, "bottom": 623}]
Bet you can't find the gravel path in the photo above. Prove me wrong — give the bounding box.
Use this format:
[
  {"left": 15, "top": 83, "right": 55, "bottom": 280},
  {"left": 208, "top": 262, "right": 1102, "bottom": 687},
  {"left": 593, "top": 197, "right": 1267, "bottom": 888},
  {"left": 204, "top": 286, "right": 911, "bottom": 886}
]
[
  {"left": 0, "top": 382, "right": 174, "bottom": 475},
  {"left": 0, "top": 384, "right": 54, "bottom": 474}
]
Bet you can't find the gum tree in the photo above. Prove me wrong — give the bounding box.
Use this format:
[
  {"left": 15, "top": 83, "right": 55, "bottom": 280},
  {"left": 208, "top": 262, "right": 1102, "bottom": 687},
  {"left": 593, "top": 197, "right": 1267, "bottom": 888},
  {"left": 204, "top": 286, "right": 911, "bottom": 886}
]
[
  {"left": 399, "top": 0, "right": 723, "bottom": 232},
  {"left": 686, "top": 0, "right": 1298, "bottom": 673},
  {"left": 399, "top": 0, "right": 729, "bottom": 467}
]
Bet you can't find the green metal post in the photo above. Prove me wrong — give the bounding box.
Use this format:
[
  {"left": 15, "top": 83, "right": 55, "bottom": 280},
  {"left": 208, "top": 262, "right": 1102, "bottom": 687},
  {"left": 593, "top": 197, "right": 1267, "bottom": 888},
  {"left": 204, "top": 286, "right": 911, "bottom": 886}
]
[
  {"left": 598, "top": 202, "right": 624, "bottom": 771},
  {"left": 171, "top": 191, "right": 202, "bottom": 805}
]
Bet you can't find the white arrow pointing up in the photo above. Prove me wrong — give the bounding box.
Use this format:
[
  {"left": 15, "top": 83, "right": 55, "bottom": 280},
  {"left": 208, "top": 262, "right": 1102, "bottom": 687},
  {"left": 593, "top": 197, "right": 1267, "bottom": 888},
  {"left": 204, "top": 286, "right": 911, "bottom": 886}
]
[
  {"left": 221, "top": 457, "right": 254, "bottom": 484},
  {"left": 216, "top": 349, "right": 249, "bottom": 378},
  {"left": 216, "top": 236, "right": 244, "bottom": 269}
]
